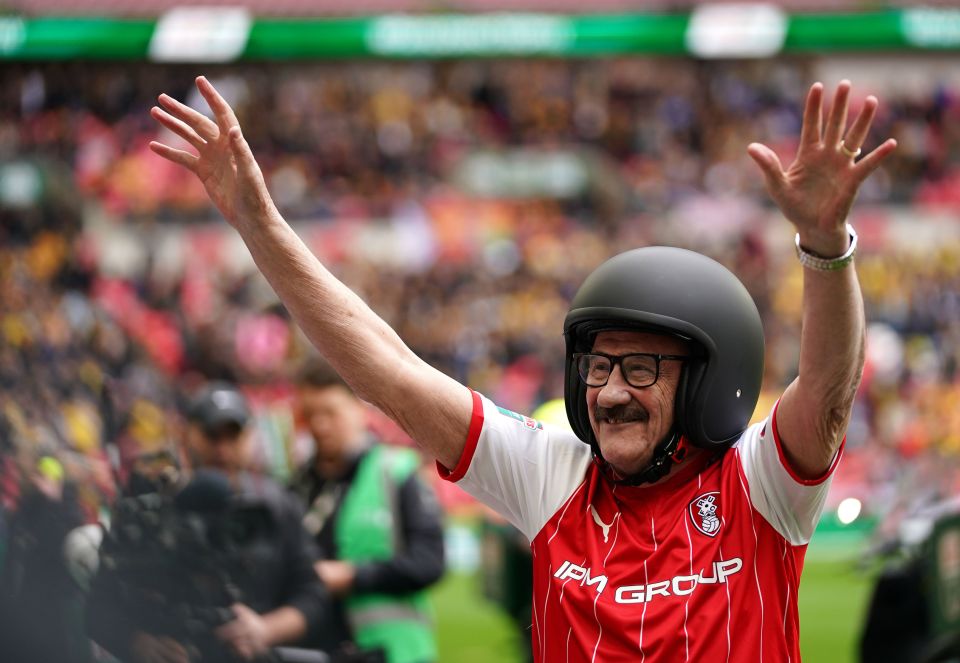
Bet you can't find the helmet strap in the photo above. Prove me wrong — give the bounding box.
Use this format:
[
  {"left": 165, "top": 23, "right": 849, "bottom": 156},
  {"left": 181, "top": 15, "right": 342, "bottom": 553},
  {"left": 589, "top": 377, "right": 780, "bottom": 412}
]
[{"left": 595, "top": 428, "right": 687, "bottom": 486}]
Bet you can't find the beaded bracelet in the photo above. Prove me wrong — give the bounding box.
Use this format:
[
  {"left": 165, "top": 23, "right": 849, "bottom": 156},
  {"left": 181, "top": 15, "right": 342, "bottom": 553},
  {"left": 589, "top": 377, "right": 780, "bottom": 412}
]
[{"left": 794, "top": 224, "right": 858, "bottom": 271}]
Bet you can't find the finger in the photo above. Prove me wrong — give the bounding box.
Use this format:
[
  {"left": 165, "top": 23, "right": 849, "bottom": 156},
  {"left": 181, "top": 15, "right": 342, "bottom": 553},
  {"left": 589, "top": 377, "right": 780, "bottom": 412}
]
[
  {"left": 798, "top": 82, "right": 824, "bottom": 148},
  {"left": 161, "top": 647, "right": 189, "bottom": 663},
  {"left": 229, "top": 126, "right": 262, "bottom": 179},
  {"left": 746, "top": 142, "right": 786, "bottom": 192},
  {"left": 149, "top": 142, "right": 199, "bottom": 172},
  {"left": 853, "top": 138, "right": 897, "bottom": 184},
  {"left": 236, "top": 642, "right": 255, "bottom": 661},
  {"left": 215, "top": 620, "right": 241, "bottom": 641},
  {"left": 150, "top": 107, "right": 207, "bottom": 151},
  {"left": 219, "top": 631, "right": 250, "bottom": 660},
  {"left": 196, "top": 75, "right": 241, "bottom": 135},
  {"left": 157, "top": 93, "right": 219, "bottom": 141},
  {"left": 842, "top": 95, "right": 878, "bottom": 155},
  {"left": 823, "top": 80, "right": 851, "bottom": 147},
  {"left": 155, "top": 640, "right": 187, "bottom": 663},
  {"left": 158, "top": 637, "right": 187, "bottom": 653}
]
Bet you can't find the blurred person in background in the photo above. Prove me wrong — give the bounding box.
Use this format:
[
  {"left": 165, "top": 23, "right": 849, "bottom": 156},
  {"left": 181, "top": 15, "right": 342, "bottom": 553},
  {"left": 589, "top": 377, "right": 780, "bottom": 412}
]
[
  {"left": 86, "top": 382, "right": 328, "bottom": 663},
  {"left": 291, "top": 360, "right": 444, "bottom": 663},
  {"left": 0, "top": 453, "right": 91, "bottom": 663},
  {"left": 149, "top": 75, "right": 895, "bottom": 661}
]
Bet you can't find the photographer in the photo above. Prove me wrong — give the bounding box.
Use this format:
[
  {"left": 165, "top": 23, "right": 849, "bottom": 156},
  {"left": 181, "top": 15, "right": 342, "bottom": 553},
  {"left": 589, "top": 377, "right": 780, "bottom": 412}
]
[{"left": 87, "top": 382, "right": 328, "bottom": 663}]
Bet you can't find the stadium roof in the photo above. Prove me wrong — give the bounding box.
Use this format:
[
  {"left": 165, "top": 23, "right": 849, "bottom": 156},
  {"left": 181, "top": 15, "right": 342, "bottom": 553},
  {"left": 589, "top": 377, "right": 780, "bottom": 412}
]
[{"left": 8, "top": 0, "right": 959, "bottom": 18}]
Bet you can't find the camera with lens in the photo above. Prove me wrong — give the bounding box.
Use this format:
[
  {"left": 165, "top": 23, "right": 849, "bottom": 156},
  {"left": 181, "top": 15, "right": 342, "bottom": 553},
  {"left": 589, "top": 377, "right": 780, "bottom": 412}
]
[
  {"left": 860, "top": 498, "right": 960, "bottom": 663},
  {"left": 98, "top": 469, "right": 322, "bottom": 663}
]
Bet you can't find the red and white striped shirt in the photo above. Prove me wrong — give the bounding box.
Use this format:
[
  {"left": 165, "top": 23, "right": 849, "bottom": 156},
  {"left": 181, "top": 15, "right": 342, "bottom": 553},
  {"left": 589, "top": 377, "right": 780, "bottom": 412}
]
[{"left": 439, "top": 391, "right": 842, "bottom": 662}]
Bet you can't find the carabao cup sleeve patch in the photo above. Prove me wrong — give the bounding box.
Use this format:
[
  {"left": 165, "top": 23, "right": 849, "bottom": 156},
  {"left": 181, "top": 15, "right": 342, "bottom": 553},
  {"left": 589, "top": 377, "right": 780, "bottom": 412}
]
[{"left": 496, "top": 406, "right": 543, "bottom": 431}]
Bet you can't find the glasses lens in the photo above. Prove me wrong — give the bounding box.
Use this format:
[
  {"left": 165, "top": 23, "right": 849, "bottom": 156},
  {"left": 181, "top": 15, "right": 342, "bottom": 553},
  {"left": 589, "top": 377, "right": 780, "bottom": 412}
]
[
  {"left": 577, "top": 354, "right": 611, "bottom": 386},
  {"left": 621, "top": 354, "right": 658, "bottom": 387}
]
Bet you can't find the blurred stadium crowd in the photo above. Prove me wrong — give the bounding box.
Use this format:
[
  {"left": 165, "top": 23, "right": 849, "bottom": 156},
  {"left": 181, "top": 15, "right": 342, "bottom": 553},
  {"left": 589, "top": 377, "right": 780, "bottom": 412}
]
[{"left": 0, "top": 57, "right": 958, "bottom": 540}]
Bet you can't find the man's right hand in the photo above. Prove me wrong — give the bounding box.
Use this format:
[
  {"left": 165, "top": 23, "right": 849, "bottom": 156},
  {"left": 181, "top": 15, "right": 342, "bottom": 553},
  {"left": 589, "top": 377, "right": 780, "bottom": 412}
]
[
  {"left": 149, "top": 76, "right": 275, "bottom": 232},
  {"left": 129, "top": 632, "right": 190, "bottom": 663},
  {"left": 315, "top": 559, "right": 357, "bottom": 597}
]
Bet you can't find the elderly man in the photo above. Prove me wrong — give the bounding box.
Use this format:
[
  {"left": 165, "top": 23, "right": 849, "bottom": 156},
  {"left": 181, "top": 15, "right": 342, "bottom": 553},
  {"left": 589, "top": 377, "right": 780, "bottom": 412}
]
[{"left": 149, "top": 78, "right": 895, "bottom": 661}]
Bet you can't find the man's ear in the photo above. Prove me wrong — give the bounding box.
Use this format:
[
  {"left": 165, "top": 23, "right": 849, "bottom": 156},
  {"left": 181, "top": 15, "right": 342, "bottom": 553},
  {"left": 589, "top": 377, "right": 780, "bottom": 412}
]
[
  {"left": 180, "top": 424, "right": 204, "bottom": 470},
  {"left": 291, "top": 389, "right": 307, "bottom": 427}
]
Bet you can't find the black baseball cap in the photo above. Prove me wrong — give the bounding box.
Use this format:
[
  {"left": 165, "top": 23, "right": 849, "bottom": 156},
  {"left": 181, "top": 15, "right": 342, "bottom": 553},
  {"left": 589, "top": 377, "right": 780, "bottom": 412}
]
[{"left": 187, "top": 382, "right": 251, "bottom": 436}]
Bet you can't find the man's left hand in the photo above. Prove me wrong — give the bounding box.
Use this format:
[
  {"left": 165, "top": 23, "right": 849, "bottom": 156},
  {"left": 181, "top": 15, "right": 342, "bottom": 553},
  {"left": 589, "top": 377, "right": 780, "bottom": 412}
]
[
  {"left": 747, "top": 80, "right": 897, "bottom": 256},
  {"left": 215, "top": 603, "right": 271, "bottom": 660},
  {"left": 315, "top": 560, "right": 356, "bottom": 596}
]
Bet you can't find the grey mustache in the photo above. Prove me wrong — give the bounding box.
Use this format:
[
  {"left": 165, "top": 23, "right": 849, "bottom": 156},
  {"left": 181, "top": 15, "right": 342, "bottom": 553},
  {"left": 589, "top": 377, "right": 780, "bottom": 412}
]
[{"left": 594, "top": 404, "right": 649, "bottom": 424}]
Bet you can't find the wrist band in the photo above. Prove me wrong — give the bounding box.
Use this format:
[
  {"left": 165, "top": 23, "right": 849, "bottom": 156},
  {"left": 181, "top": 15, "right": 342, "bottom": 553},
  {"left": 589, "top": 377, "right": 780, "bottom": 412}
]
[{"left": 795, "top": 224, "right": 858, "bottom": 271}]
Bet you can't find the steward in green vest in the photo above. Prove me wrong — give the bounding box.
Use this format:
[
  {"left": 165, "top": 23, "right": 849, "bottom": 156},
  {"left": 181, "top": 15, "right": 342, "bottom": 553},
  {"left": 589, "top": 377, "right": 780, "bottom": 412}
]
[
  {"left": 293, "top": 361, "right": 445, "bottom": 663},
  {"left": 338, "top": 446, "right": 436, "bottom": 663}
]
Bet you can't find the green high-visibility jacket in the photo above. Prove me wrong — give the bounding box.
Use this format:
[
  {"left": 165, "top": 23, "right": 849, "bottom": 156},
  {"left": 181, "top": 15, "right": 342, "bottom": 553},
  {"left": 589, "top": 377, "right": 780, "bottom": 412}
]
[{"left": 337, "top": 445, "right": 436, "bottom": 663}]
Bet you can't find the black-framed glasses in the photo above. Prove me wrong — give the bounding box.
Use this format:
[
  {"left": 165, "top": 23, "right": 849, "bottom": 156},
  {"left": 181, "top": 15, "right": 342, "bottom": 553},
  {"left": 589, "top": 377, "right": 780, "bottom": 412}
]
[{"left": 573, "top": 352, "right": 690, "bottom": 389}]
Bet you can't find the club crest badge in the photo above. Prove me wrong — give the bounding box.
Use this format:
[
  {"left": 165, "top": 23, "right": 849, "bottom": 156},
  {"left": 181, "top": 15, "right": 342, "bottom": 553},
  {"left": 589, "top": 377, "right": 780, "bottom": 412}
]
[{"left": 689, "top": 492, "right": 722, "bottom": 537}]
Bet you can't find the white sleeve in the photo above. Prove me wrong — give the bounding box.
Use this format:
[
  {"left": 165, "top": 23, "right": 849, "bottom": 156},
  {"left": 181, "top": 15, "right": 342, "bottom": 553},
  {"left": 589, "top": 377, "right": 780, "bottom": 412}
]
[
  {"left": 736, "top": 400, "right": 843, "bottom": 545},
  {"left": 437, "top": 391, "right": 593, "bottom": 542}
]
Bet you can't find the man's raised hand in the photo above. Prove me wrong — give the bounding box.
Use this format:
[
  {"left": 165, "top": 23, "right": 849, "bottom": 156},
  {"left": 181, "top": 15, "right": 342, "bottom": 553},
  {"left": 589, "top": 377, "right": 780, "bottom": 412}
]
[
  {"left": 747, "top": 80, "right": 898, "bottom": 256},
  {"left": 149, "top": 76, "right": 275, "bottom": 230}
]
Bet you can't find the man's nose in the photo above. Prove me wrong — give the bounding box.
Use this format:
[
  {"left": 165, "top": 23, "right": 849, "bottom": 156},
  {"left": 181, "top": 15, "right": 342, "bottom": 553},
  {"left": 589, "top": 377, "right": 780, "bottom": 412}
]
[{"left": 596, "top": 365, "right": 632, "bottom": 406}]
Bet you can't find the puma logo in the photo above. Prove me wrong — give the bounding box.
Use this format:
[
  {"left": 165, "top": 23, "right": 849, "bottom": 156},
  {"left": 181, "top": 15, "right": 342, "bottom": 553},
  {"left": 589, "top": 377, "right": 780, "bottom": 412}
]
[{"left": 590, "top": 504, "right": 615, "bottom": 543}]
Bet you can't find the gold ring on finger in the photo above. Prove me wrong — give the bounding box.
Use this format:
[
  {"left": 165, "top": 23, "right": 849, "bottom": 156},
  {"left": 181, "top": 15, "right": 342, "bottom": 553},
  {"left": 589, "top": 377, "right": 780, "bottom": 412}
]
[{"left": 840, "top": 140, "right": 862, "bottom": 159}]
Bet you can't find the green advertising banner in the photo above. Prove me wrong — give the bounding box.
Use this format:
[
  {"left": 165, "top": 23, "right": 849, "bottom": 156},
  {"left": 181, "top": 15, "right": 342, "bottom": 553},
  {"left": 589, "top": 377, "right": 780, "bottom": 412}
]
[
  {"left": 1, "top": 8, "right": 959, "bottom": 61},
  {"left": 0, "top": 17, "right": 154, "bottom": 59}
]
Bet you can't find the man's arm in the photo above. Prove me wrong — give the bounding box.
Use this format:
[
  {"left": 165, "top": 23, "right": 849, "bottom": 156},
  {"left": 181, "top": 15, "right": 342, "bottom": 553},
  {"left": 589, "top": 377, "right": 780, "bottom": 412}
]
[
  {"left": 351, "top": 473, "right": 445, "bottom": 595},
  {"left": 149, "top": 77, "right": 471, "bottom": 470},
  {"left": 747, "top": 80, "right": 896, "bottom": 479},
  {"left": 216, "top": 491, "right": 328, "bottom": 659},
  {"left": 215, "top": 603, "right": 307, "bottom": 660}
]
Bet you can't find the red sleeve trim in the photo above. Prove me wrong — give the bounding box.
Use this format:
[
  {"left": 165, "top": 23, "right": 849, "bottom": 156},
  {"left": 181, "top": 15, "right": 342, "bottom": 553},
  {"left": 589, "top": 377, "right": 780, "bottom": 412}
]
[
  {"left": 771, "top": 398, "right": 845, "bottom": 487},
  {"left": 436, "top": 389, "right": 485, "bottom": 483}
]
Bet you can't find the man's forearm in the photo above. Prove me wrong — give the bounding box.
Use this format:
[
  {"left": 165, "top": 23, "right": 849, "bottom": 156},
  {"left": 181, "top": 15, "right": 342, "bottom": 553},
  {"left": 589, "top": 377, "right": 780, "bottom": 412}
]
[
  {"left": 236, "top": 209, "right": 416, "bottom": 405},
  {"left": 778, "top": 232, "right": 865, "bottom": 475},
  {"left": 353, "top": 550, "right": 444, "bottom": 595},
  {"left": 234, "top": 210, "right": 472, "bottom": 471},
  {"left": 261, "top": 606, "right": 308, "bottom": 647},
  {"left": 797, "top": 263, "right": 865, "bottom": 413},
  {"left": 351, "top": 474, "right": 445, "bottom": 595}
]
